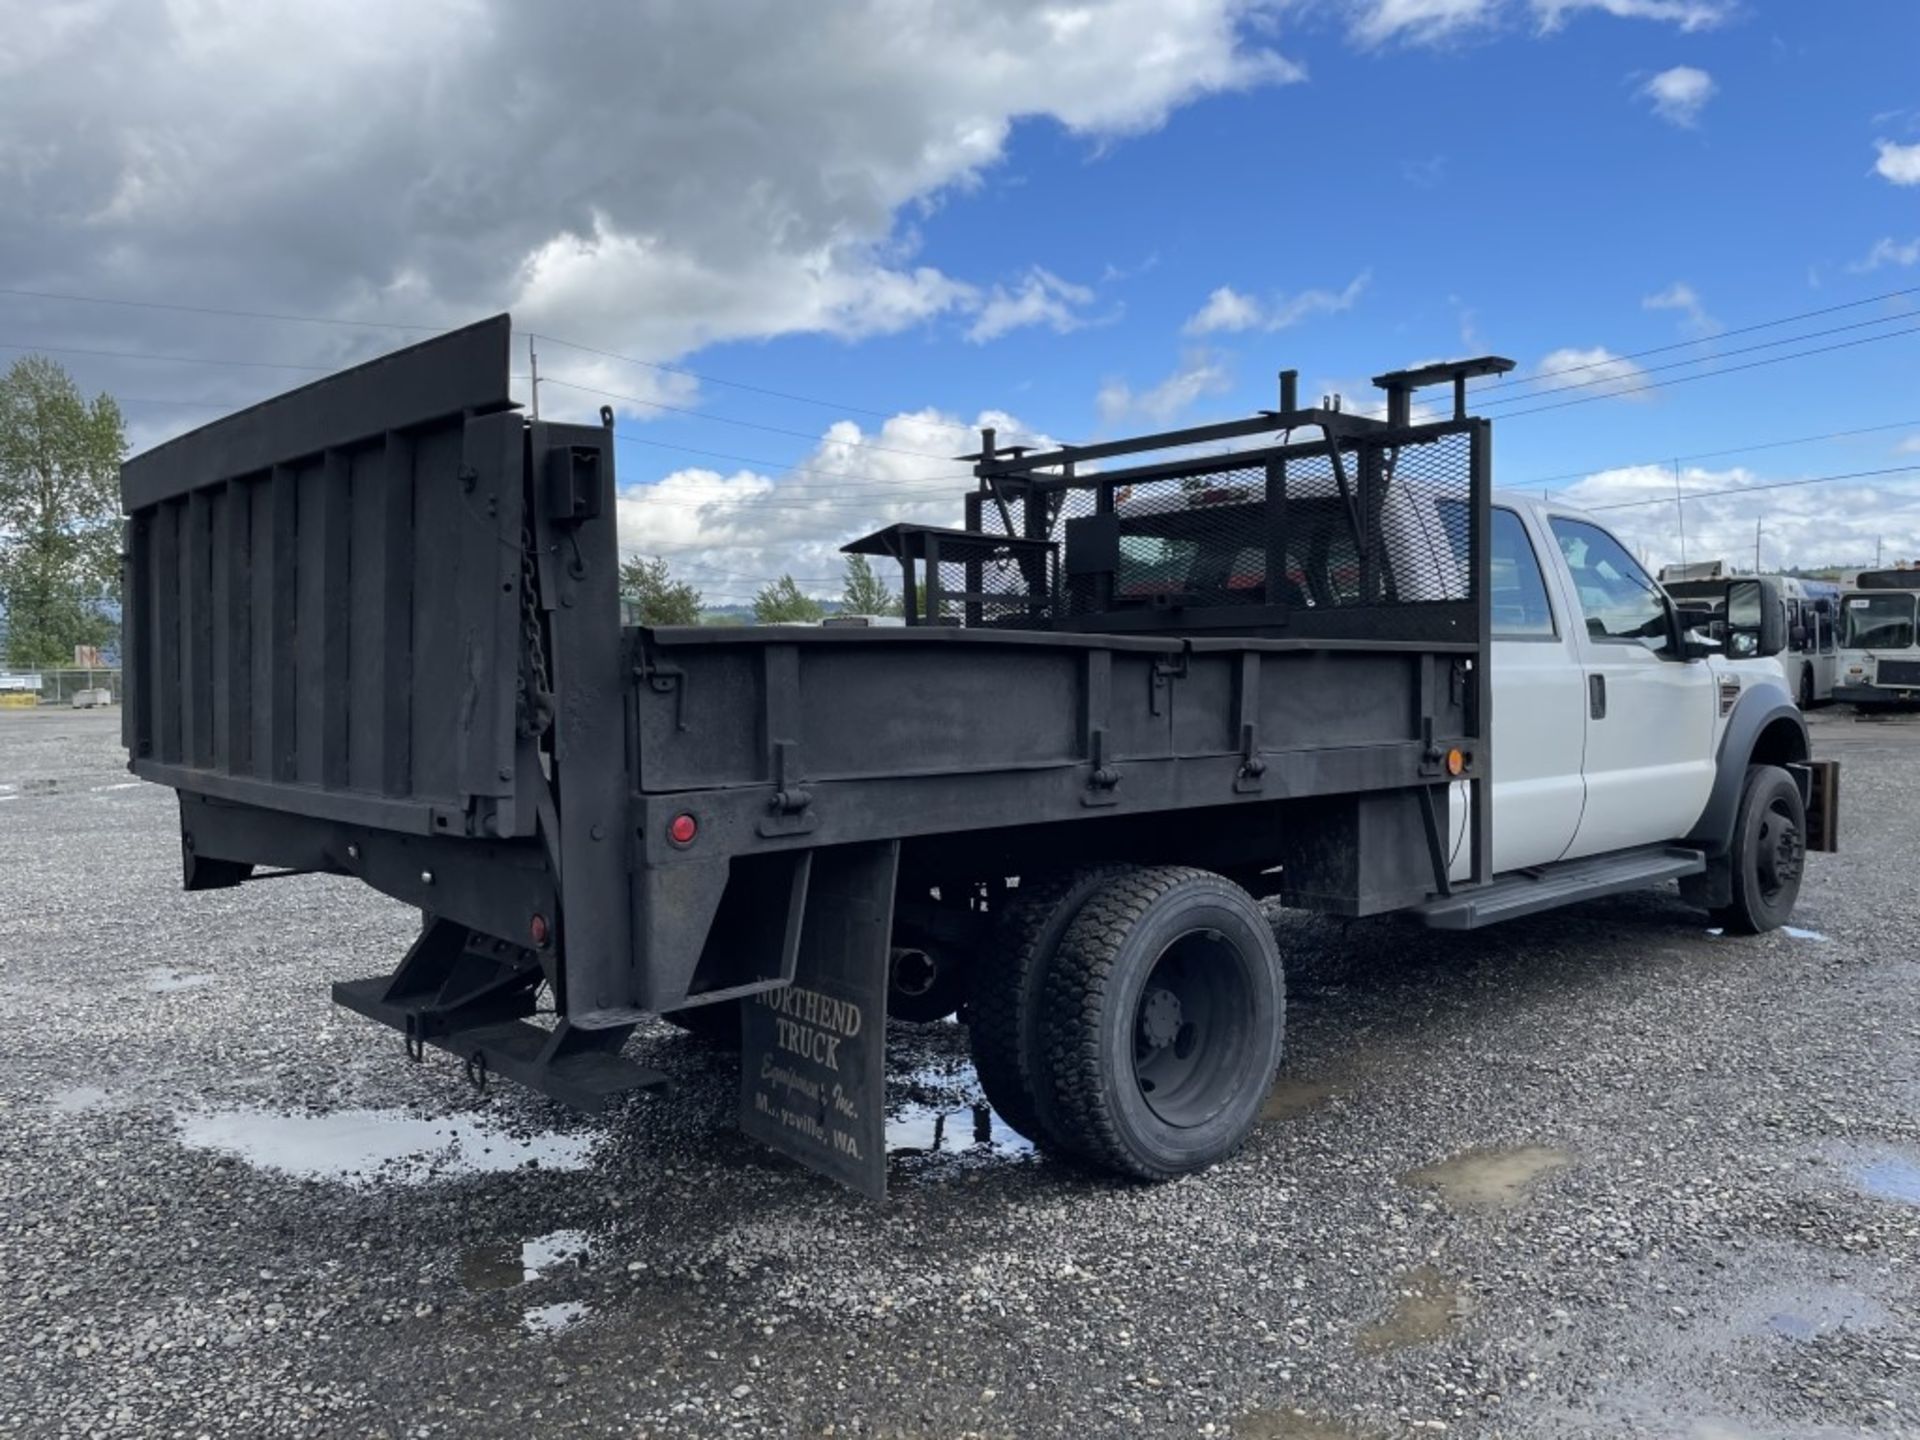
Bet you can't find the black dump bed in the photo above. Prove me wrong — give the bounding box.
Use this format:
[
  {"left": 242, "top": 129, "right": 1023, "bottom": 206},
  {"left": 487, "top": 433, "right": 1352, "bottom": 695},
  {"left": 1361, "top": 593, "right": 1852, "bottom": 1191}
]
[{"left": 120, "top": 317, "right": 1498, "bottom": 1057}]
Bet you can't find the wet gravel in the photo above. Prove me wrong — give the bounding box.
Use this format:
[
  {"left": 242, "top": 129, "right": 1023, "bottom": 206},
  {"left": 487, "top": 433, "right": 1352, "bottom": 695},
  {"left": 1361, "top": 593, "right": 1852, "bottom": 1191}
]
[{"left": 2, "top": 707, "right": 1917, "bottom": 1439}]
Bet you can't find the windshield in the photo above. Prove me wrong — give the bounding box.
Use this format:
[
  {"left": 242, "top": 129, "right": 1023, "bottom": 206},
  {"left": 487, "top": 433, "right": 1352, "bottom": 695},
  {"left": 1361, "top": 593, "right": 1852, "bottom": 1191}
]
[{"left": 1842, "top": 593, "right": 1917, "bottom": 649}]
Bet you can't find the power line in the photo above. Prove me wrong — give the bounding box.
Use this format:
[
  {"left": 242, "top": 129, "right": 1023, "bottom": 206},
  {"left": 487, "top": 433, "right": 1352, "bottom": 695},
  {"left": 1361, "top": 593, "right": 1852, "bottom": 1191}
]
[
  {"left": 1494, "top": 321, "right": 1920, "bottom": 419},
  {"left": 0, "top": 283, "right": 1041, "bottom": 446},
  {"left": 1473, "top": 283, "right": 1920, "bottom": 394},
  {"left": 1584, "top": 464, "right": 1920, "bottom": 512},
  {"left": 1479, "top": 309, "right": 1920, "bottom": 410},
  {"left": 608, "top": 432, "right": 969, "bottom": 491},
  {"left": 542, "top": 375, "right": 961, "bottom": 461},
  {"left": 1517, "top": 417, "right": 1920, "bottom": 491},
  {"left": 0, "top": 285, "right": 446, "bottom": 333},
  {"left": 0, "top": 339, "right": 330, "bottom": 373},
  {"left": 532, "top": 331, "right": 1040, "bottom": 445}
]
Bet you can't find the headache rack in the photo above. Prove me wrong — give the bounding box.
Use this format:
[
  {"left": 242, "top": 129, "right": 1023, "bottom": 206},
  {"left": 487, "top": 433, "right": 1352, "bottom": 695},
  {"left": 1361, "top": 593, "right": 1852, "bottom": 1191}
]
[{"left": 848, "top": 359, "right": 1512, "bottom": 645}]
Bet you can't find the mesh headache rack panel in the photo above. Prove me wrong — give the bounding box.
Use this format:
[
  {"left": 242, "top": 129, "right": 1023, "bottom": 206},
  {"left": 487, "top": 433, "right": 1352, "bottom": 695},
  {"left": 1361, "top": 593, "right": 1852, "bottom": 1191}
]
[{"left": 847, "top": 357, "right": 1509, "bottom": 646}]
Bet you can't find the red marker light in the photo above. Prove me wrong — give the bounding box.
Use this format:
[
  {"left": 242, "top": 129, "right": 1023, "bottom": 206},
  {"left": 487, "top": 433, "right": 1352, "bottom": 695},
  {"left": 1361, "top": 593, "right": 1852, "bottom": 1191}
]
[
  {"left": 668, "top": 813, "right": 698, "bottom": 846},
  {"left": 529, "top": 913, "right": 550, "bottom": 947}
]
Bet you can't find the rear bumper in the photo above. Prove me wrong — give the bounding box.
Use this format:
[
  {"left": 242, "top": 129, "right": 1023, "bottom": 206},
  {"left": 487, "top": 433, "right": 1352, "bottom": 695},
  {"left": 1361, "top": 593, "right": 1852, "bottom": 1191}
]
[{"left": 1834, "top": 684, "right": 1920, "bottom": 707}]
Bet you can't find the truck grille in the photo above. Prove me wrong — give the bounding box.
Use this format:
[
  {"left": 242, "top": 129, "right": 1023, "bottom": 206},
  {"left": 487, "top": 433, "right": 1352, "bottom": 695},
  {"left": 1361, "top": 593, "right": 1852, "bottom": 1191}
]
[{"left": 1876, "top": 659, "right": 1920, "bottom": 686}]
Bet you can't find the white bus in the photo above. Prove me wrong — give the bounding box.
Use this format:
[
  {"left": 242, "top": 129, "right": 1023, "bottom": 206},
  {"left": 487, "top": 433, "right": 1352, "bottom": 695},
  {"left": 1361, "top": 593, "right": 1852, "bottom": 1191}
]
[
  {"left": 1659, "top": 568, "right": 1841, "bottom": 707},
  {"left": 1836, "top": 569, "right": 1920, "bottom": 708}
]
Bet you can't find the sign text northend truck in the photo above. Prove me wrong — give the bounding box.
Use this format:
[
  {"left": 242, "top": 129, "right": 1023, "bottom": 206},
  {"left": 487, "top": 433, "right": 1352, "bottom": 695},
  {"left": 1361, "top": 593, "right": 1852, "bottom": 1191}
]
[{"left": 117, "top": 317, "right": 1838, "bottom": 1199}]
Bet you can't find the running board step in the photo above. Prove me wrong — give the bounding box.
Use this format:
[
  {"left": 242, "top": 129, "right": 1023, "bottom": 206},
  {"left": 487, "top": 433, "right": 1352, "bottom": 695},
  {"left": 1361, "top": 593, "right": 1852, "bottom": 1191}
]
[
  {"left": 333, "top": 976, "right": 668, "bottom": 1113},
  {"left": 1414, "top": 845, "right": 1706, "bottom": 931}
]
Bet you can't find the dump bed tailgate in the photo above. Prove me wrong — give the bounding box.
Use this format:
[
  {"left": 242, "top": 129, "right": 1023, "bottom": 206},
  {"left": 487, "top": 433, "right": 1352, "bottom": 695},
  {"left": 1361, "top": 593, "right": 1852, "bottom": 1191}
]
[{"left": 120, "top": 317, "right": 531, "bottom": 838}]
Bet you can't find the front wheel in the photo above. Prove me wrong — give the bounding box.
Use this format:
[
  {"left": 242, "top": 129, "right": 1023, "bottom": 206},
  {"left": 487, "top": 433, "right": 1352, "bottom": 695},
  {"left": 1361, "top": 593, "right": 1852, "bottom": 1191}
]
[
  {"left": 1037, "top": 867, "right": 1285, "bottom": 1180},
  {"left": 1711, "top": 764, "right": 1806, "bottom": 935}
]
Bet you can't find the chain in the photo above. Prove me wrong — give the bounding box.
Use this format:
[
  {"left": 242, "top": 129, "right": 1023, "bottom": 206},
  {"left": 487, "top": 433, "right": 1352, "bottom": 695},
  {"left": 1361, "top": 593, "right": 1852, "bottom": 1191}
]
[{"left": 517, "top": 526, "right": 555, "bottom": 739}]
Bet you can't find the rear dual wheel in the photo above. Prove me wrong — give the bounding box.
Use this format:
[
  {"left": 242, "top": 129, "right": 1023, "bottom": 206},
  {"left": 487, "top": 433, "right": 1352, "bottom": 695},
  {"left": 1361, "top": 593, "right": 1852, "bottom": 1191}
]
[{"left": 970, "top": 865, "right": 1286, "bottom": 1179}]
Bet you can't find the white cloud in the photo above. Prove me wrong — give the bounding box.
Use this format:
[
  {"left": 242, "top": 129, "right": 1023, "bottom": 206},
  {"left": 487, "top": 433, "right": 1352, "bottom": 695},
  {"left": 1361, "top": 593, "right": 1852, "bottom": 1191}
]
[
  {"left": 1897, "top": 435, "right": 1920, "bottom": 456},
  {"left": 1639, "top": 66, "right": 1716, "bottom": 127},
  {"left": 1851, "top": 237, "right": 1920, "bottom": 272},
  {"left": 1642, "top": 280, "right": 1714, "bottom": 333},
  {"left": 1183, "top": 271, "right": 1371, "bottom": 334},
  {"left": 1874, "top": 139, "right": 1920, "bottom": 187},
  {"left": 1533, "top": 0, "right": 1728, "bottom": 29},
  {"left": 1097, "top": 351, "right": 1233, "bottom": 424},
  {"left": 1351, "top": 0, "right": 1497, "bottom": 46},
  {"left": 1184, "top": 286, "right": 1265, "bottom": 335},
  {"left": 615, "top": 406, "right": 1059, "bottom": 601},
  {"left": 1558, "top": 464, "right": 1920, "bottom": 572},
  {"left": 1533, "top": 346, "right": 1654, "bottom": 401},
  {"left": 1, "top": 0, "right": 1301, "bottom": 447},
  {"left": 1352, "top": 0, "right": 1729, "bottom": 44},
  {"left": 1272, "top": 271, "right": 1373, "bottom": 329},
  {"left": 965, "top": 268, "right": 1097, "bottom": 343}
]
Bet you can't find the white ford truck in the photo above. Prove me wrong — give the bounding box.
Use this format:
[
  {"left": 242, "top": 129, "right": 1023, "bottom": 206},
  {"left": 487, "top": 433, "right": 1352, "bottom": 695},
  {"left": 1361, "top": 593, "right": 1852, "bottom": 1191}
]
[
  {"left": 120, "top": 334, "right": 1838, "bottom": 1192},
  {"left": 1436, "top": 494, "right": 1832, "bottom": 935}
]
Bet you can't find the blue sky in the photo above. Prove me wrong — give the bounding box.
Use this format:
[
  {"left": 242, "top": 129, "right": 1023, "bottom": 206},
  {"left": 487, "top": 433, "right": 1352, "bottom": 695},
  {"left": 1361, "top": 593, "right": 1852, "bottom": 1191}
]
[
  {"left": 4, "top": 0, "right": 1918, "bottom": 596},
  {"left": 604, "top": 2, "right": 1920, "bottom": 591}
]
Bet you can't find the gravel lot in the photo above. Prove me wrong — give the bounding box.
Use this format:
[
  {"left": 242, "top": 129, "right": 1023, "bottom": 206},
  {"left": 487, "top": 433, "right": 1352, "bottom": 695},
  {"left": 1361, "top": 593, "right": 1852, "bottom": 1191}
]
[{"left": 2, "top": 707, "right": 1916, "bottom": 1440}]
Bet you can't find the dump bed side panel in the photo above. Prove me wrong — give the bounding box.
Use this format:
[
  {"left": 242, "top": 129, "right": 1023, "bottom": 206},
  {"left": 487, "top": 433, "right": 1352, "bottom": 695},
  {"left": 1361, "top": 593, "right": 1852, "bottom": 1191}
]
[{"left": 120, "top": 317, "right": 529, "bottom": 838}]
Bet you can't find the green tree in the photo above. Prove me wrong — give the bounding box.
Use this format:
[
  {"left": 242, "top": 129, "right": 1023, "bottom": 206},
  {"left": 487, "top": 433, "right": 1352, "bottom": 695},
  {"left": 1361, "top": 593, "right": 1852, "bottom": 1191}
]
[
  {"left": 753, "top": 574, "right": 824, "bottom": 624},
  {"left": 840, "top": 553, "right": 900, "bottom": 616},
  {"left": 618, "top": 554, "right": 704, "bottom": 626},
  {"left": 0, "top": 357, "right": 125, "bottom": 666}
]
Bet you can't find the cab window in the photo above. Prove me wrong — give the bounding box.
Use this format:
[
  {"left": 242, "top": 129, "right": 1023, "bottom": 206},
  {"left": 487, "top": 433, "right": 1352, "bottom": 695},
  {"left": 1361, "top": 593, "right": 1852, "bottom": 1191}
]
[
  {"left": 1549, "top": 517, "right": 1671, "bottom": 651},
  {"left": 1490, "top": 508, "right": 1554, "bottom": 637}
]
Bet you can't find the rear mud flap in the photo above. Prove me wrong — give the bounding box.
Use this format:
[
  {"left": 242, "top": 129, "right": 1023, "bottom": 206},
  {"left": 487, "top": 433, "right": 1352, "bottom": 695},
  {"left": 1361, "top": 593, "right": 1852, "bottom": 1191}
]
[{"left": 740, "top": 840, "right": 900, "bottom": 1199}]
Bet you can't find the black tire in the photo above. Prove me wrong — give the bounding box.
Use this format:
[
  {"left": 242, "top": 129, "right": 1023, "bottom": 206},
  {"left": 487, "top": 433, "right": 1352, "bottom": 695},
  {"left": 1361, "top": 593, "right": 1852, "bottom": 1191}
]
[
  {"left": 888, "top": 946, "right": 968, "bottom": 1024},
  {"left": 663, "top": 999, "right": 743, "bottom": 1047},
  {"left": 1038, "top": 866, "right": 1285, "bottom": 1181},
  {"left": 1710, "top": 764, "right": 1806, "bottom": 936},
  {"left": 1798, "top": 665, "right": 1815, "bottom": 709},
  {"left": 968, "top": 866, "right": 1129, "bottom": 1149}
]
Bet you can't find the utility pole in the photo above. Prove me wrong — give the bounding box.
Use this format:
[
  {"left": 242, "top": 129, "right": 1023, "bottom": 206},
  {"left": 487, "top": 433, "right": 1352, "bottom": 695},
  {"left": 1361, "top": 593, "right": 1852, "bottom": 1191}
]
[
  {"left": 1673, "top": 460, "right": 1687, "bottom": 571},
  {"left": 529, "top": 335, "right": 541, "bottom": 421},
  {"left": 1754, "top": 516, "right": 1762, "bottom": 574}
]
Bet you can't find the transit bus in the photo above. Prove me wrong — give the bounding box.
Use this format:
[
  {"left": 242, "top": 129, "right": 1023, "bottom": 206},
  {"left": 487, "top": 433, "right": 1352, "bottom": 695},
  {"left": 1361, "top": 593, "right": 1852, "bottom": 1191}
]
[
  {"left": 1836, "top": 568, "right": 1920, "bottom": 708},
  {"left": 1659, "top": 566, "right": 1840, "bottom": 707}
]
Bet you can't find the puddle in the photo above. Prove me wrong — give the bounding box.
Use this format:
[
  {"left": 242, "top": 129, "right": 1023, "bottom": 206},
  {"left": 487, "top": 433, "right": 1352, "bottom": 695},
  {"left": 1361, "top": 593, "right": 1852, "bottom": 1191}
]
[
  {"left": 1760, "top": 1282, "right": 1889, "bottom": 1343},
  {"left": 1262, "top": 1077, "right": 1336, "bottom": 1122},
  {"left": 1855, "top": 1150, "right": 1920, "bottom": 1206},
  {"left": 460, "top": 1228, "right": 591, "bottom": 1292},
  {"left": 1401, "top": 1145, "right": 1572, "bottom": 1211},
  {"left": 521, "top": 1300, "right": 590, "bottom": 1336},
  {"left": 1235, "top": 1408, "right": 1380, "bottom": 1439},
  {"left": 174, "top": 1105, "right": 598, "bottom": 1185},
  {"left": 885, "top": 1101, "right": 1032, "bottom": 1159},
  {"left": 48, "top": 1085, "right": 111, "bottom": 1114},
  {"left": 1355, "top": 1265, "right": 1476, "bottom": 1352},
  {"left": 1782, "top": 926, "right": 1830, "bottom": 943},
  {"left": 884, "top": 1060, "right": 1033, "bottom": 1162},
  {"left": 145, "top": 968, "right": 214, "bottom": 993}
]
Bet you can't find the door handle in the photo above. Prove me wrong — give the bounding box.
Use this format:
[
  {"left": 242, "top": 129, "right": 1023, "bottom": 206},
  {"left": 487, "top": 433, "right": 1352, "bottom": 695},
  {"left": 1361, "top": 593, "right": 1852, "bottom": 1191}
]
[{"left": 1588, "top": 673, "right": 1607, "bottom": 720}]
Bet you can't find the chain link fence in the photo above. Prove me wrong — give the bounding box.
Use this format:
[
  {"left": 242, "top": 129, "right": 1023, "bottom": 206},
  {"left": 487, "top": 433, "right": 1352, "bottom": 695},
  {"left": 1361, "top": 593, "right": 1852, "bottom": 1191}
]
[{"left": 0, "top": 668, "right": 122, "bottom": 708}]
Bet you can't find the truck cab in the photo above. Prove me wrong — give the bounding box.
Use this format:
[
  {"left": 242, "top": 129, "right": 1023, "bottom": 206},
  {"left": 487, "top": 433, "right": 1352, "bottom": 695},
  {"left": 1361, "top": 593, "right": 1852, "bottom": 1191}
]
[{"left": 1458, "top": 495, "right": 1807, "bottom": 889}]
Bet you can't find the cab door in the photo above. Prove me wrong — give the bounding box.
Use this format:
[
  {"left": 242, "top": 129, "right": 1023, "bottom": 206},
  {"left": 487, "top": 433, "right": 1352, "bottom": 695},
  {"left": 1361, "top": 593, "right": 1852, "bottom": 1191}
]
[
  {"left": 1450, "top": 506, "right": 1587, "bottom": 878},
  {"left": 1546, "top": 516, "right": 1717, "bottom": 858}
]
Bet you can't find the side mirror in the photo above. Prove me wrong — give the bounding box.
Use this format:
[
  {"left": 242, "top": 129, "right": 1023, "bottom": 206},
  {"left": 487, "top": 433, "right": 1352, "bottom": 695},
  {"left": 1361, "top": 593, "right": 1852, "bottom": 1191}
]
[
  {"left": 1675, "top": 605, "right": 1723, "bottom": 660},
  {"left": 1727, "top": 578, "right": 1786, "bottom": 658}
]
